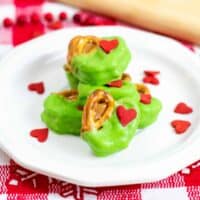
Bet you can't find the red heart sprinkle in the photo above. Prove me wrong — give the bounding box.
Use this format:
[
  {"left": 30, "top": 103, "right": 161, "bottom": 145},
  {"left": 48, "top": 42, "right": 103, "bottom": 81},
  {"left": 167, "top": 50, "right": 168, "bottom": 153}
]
[
  {"left": 117, "top": 105, "right": 137, "bottom": 126},
  {"left": 30, "top": 128, "right": 48, "bottom": 142},
  {"left": 143, "top": 76, "right": 152, "bottom": 83},
  {"left": 140, "top": 94, "right": 152, "bottom": 104},
  {"left": 143, "top": 76, "right": 159, "bottom": 85},
  {"left": 174, "top": 102, "right": 193, "bottom": 114},
  {"left": 48, "top": 21, "right": 63, "bottom": 30},
  {"left": 107, "top": 80, "right": 122, "bottom": 88},
  {"left": 144, "top": 70, "right": 160, "bottom": 76},
  {"left": 171, "top": 120, "right": 191, "bottom": 134},
  {"left": 150, "top": 76, "right": 159, "bottom": 85},
  {"left": 99, "top": 39, "right": 119, "bottom": 53},
  {"left": 28, "top": 82, "right": 45, "bottom": 94}
]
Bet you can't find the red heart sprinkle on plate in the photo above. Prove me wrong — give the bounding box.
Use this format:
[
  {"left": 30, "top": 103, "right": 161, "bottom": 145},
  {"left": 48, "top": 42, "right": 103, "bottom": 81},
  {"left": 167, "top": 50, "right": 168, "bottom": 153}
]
[
  {"left": 150, "top": 76, "right": 159, "bottom": 85},
  {"left": 117, "top": 105, "right": 137, "bottom": 126},
  {"left": 140, "top": 94, "right": 152, "bottom": 104},
  {"left": 28, "top": 82, "right": 45, "bottom": 94},
  {"left": 30, "top": 128, "right": 49, "bottom": 143},
  {"left": 174, "top": 102, "right": 193, "bottom": 114},
  {"left": 99, "top": 39, "right": 119, "bottom": 53},
  {"left": 107, "top": 80, "right": 122, "bottom": 88},
  {"left": 144, "top": 70, "right": 160, "bottom": 76},
  {"left": 143, "top": 76, "right": 159, "bottom": 85},
  {"left": 171, "top": 120, "right": 191, "bottom": 134}
]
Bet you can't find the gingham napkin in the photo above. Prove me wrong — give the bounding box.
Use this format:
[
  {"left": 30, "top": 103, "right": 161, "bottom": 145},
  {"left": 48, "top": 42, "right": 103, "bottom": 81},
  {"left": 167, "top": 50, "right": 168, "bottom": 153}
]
[{"left": 0, "top": 1, "right": 200, "bottom": 199}]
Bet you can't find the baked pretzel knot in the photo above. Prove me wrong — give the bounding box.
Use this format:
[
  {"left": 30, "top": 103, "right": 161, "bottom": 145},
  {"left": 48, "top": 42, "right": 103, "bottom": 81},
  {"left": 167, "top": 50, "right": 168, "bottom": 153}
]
[
  {"left": 135, "top": 83, "right": 150, "bottom": 94},
  {"left": 57, "top": 89, "right": 78, "bottom": 101},
  {"left": 66, "top": 36, "right": 100, "bottom": 72},
  {"left": 81, "top": 90, "right": 115, "bottom": 133}
]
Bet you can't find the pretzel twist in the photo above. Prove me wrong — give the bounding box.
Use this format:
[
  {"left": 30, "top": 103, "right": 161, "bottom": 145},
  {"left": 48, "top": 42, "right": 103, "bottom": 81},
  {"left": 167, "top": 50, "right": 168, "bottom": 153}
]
[
  {"left": 57, "top": 89, "right": 78, "bottom": 100},
  {"left": 81, "top": 90, "right": 115, "bottom": 133},
  {"left": 67, "top": 36, "right": 100, "bottom": 72}
]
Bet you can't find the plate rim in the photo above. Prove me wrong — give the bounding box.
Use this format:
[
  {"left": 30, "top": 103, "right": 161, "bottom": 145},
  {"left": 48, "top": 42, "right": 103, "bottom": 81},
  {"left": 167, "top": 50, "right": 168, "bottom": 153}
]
[{"left": 0, "top": 26, "right": 200, "bottom": 187}]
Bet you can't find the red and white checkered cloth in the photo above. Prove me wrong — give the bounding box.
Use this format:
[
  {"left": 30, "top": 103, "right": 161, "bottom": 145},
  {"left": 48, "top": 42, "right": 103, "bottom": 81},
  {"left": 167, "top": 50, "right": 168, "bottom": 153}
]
[{"left": 0, "top": 1, "right": 200, "bottom": 199}]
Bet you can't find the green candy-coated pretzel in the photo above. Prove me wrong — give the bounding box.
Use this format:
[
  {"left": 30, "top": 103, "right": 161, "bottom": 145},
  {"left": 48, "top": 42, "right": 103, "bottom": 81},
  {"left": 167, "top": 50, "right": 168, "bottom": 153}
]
[
  {"left": 138, "top": 97, "right": 162, "bottom": 128},
  {"left": 66, "top": 71, "right": 79, "bottom": 89},
  {"left": 71, "top": 37, "right": 131, "bottom": 85},
  {"left": 82, "top": 97, "right": 140, "bottom": 157},
  {"left": 78, "top": 81, "right": 140, "bottom": 106},
  {"left": 41, "top": 93, "right": 82, "bottom": 135}
]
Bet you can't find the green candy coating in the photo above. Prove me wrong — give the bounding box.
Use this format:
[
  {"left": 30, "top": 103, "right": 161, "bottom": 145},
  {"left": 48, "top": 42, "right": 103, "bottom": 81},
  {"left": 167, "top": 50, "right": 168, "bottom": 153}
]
[
  {"left": 66, "top": 71, "right": 79, "bottom": 89},
  {"left": 71, "top": 37, "right": 131, "bottom": 85},
  {"left": 41, "top": 93, "right": 82, "bottom": 135},
  {"left": 138, "top": 97, "right": 162, "bottom": 128},
  {"left": 82, "top": 98, "right": 140, "bottom": 157},
  {"left": 40, "top": 34, "right": 163, "bottom": 157},
  {"left": 78, "top": 81, "right": 140, "bottom": 106}
]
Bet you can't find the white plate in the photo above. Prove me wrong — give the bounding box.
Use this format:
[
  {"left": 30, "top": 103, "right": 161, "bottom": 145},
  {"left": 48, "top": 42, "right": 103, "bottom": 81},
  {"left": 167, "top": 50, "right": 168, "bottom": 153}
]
[{"left": 0, "top": 26, "right": 200, "bottom": 187}]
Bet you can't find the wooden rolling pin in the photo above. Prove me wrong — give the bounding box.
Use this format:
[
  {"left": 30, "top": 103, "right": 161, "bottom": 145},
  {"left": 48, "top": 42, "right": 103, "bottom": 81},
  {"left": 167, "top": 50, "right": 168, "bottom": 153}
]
[{"left": 55, "top": 0, "right": 200, "bottom": 44}]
